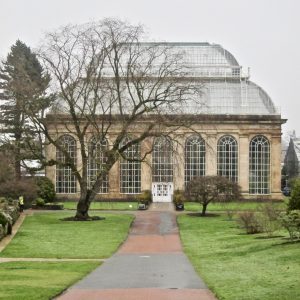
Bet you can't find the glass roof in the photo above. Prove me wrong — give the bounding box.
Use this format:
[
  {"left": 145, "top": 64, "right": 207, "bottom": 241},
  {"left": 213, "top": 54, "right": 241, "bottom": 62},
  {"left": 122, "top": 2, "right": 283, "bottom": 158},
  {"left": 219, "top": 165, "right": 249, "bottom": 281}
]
[
  {"left": 52, "top": 42, "right": 280, "bottom": 116},
  {"left": 174, "top": 80, "right": 278, "bottom": 115}
]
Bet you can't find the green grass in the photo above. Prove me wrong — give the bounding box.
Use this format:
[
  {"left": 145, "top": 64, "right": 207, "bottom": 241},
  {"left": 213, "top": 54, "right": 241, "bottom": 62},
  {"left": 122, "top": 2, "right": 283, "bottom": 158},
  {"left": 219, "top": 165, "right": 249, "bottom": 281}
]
[
  {"left": 184, "top": 201, "right": 287, "bottom": 212},
  {"left": 0, "top": 261, "right": 100, "bottom": 300},
  {"left": 0, "top": 212, "right": 134, "bottom": 258},
  {"left": 62, "top": 201, "right": 138, "bottom": 210},
  {"left": 178, "top": 214, "right": 300, "bottom": 300}
]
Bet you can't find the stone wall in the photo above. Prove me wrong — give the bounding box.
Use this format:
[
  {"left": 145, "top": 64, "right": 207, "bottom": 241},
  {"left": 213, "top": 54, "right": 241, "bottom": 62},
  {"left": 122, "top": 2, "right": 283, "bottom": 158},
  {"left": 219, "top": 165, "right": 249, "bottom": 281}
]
[{"left": 46, "top": 114, "right": 285, "bottom": 201}]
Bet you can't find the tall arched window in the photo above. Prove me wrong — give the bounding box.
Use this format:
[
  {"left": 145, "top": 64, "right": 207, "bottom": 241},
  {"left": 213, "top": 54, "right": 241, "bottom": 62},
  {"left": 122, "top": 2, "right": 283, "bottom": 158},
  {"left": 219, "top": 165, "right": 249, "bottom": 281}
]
[
  {"left": 249, "top": 135, "right": 270, "bottom": 194},
  {"left": 152, "top": 136, "right": 173, "bottom": 182},
  {"left": 88, "top": 137, "right": 108, "bottom": 193},
  {"left": 217, "top": 135, "right": 238, "bottom": 182},
  {"left": 56, "top": 135, "right": 77, "bottom": 193},
  {"left": 120, "top": 137, "right": 141, "bottom": 194},
  {"left": 185, "top": 135, "right": 205, "bottom": 186}
]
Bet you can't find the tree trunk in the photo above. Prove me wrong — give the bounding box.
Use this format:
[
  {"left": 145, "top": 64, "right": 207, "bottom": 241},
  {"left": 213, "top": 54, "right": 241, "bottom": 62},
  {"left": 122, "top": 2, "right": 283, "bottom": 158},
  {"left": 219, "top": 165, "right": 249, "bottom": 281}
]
[
  {"left": 15, "top": 157, "right": 21, "bottom": 180},
  {"left": 201, "top": 203, "right": 208, "bottom": 216},
  {"left": 75, "top": 192, "right": 91, "bottom": 220},
  {"left": 14, "top": 145, "right": 21, "bottom": 180}
]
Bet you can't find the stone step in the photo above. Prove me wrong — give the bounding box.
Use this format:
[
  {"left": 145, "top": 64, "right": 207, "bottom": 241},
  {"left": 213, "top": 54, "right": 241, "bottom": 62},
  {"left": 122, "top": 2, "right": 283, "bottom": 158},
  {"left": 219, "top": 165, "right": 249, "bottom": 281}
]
[{"left": 149, "top": 202, "right": 174, "bottom": 211}]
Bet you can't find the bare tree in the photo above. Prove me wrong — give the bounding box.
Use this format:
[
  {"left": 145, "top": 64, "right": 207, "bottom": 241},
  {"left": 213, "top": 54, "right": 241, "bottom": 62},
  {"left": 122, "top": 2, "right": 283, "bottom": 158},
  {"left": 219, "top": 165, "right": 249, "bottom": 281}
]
[
  {"left": 185, "top": 176, "right": 242, "bottom": 216},
  {"left": 26, "top": 19, "right": 203, "bottom": 220}
]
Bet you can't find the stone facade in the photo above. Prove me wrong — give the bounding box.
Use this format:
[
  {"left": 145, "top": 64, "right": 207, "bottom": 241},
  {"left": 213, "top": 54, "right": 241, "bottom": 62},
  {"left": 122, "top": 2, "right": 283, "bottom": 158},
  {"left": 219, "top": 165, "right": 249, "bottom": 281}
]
[{"left": 45, "top": 114, "right": 285, "bottom": 201}]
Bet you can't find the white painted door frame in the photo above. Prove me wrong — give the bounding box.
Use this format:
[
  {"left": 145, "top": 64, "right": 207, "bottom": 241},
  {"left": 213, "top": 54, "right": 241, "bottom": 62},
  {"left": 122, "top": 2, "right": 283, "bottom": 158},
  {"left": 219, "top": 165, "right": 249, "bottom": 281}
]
[{"left": 152, "top": 182, "right": 173, "bottom": 202}]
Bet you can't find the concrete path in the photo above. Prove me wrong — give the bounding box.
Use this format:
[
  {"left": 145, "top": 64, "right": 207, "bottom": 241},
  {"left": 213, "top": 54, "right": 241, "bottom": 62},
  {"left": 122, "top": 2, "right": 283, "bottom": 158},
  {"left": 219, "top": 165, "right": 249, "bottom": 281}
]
[{"left": 58, "top": 208, "right": 217, "bottom": 300}]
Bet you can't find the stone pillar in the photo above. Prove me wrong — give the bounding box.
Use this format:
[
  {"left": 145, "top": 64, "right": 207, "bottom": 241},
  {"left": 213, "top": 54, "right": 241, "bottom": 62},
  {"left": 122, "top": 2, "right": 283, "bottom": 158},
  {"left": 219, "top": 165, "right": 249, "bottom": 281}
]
[
  {"left": 109, "top": 161, "right": 119, "bottom": 196},
  {"left": 173, "top": 137, "right": 185, "bottom": 191},
  {"left": 239, "top": 135, "right": 249, "bottom": 194},
  {"left": 141, "top": 138, "right": 152, "bottom": 191},
  {"left": 271, "top": 135, "right": 282, "bottom": 198},
  {"left": 206, "top": 134, "right": 217, "bottom": 176},
  {"left": 45, "top": 143, "right": 56, "bottom": 187}
]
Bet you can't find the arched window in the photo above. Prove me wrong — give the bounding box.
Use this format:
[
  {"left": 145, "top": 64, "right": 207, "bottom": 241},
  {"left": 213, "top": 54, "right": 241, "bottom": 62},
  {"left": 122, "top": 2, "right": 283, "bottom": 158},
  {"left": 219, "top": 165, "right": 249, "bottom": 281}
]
[
  {"left": 185, "top": 135, "right": 205, "bottom": 186},
  {"left": 249, "top": 135, "right": 270, "bottom": 194},
  {"left": 217, "top": 135, "right": 238, "bottom": 182},
  {"left": 120, "top": 137, "right": 141, "bottom": 194},
  {"left": 88, "top": 137, "right": 108, "bottom": 193},
  {"left": 56, "top": 135, "right": 77, "bottom": 193},
  {"left": 152, "top": 136, "right": 173, "bottom": 182}
]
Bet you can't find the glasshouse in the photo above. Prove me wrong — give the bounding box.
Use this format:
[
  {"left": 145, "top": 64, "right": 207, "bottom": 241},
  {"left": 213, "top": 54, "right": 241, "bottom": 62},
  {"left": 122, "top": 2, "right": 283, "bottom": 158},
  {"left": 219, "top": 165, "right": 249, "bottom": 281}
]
[{"left": 45, "top": 42, "right": 285, "bottom": 201}]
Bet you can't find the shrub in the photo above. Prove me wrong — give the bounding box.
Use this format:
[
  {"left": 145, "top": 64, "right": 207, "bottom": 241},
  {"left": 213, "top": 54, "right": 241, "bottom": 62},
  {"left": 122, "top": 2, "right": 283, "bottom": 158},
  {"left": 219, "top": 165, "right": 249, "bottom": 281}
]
[
  {"left": 237, "top": 211, "right": 263, "bottom": 234},
  {"left": 0, "top": 224, "right": 4, "bottom": 240},
  {"left": 137, "top": 190, "right": 152, "bottom": 204},
  {"left": 0, "top": 197, "right": 7, "bottom": 203},
  {"left": 185, "top": 176, "right": 242, "bottom": 216},
  {"left": 257, "top": 203, "right": 281, "bottom": 236},
  {"left": 0, "top": 212, "right": 8, "bottom": 227},
  {"left": 279, "top": 210, "right": 300, "bottom": 241},
  {"left": 0, "top": 178, "right": 38, "bottom": 207},
  {"left": 35, "top": 177, "right": 56, "bottom": 203},
  {"left": 288, "top": 179, "right": 300, "bottom": 211},
  {"left": 225, "top": 208, "right": 235, "bottom": 220},
  {"left": 44, "top": 203, "right": 64, "bottom": 210},
  {"left": 173, "top": 190, "right": 185, "bottom": 205},
  {"left": 35, "top": 198, "right": 45, "bottom": 207}
]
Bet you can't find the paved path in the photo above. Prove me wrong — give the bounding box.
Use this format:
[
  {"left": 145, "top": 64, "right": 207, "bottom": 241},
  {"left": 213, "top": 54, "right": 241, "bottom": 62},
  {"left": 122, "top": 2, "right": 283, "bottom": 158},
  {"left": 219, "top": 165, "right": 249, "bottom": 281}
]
[{"left": 58, "top": 207, "right": 217, "bottom": 300}]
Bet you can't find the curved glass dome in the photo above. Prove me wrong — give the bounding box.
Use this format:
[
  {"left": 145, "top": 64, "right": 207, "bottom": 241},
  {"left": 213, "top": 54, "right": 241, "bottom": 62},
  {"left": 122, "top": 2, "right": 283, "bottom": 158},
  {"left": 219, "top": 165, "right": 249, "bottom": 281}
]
[
  {"left": 157, "top": 43, "right": 278, "bottom": 115},
  {"left": 140, "top": 42, "right": 243, "bottom": 78},
  {"left": 177, "top": 80, "right": 278, "bottom": 115},
  {"left": 51, "top": 42, "right": 280, "bottom": 116}
]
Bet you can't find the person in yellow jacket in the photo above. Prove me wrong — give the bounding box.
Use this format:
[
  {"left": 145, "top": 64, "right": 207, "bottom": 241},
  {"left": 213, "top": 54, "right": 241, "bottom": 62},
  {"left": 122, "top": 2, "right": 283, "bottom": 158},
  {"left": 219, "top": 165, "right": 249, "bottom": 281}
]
[{"left": 19, "top": 195, "right": 24, "bottom": 212}]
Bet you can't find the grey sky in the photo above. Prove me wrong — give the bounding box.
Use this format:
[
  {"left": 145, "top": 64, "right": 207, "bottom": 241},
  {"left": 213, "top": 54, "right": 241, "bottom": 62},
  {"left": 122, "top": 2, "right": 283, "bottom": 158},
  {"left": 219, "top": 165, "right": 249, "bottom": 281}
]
[{"left": 0, "top": 0, "right": 299, "bottom": 135}]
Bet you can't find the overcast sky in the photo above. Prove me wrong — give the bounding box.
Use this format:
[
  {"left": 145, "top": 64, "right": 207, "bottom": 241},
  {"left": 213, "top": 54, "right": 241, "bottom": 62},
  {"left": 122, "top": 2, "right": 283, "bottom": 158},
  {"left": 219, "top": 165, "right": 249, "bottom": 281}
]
[{"left": 0, "top": 0, "right": 299, "bottom": 136}]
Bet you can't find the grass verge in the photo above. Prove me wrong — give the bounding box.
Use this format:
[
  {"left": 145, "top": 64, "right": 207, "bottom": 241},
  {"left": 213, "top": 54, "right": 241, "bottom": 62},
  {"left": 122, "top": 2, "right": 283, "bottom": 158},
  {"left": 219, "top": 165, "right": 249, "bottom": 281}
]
[
  {"left": 178, "top": 214, "right": 300, "bottom": 300},
  {"left": 0, "top": 212, "right": 134, "bottom": 258},
  {"left": 184, "top": 201, "right": 287, "bottom": 212},
  {"left": 0, "top": 261, "right": 100, "bottom": 300},
  {"left": 62, "top": 201, "right": 138, "bottom": 210}
]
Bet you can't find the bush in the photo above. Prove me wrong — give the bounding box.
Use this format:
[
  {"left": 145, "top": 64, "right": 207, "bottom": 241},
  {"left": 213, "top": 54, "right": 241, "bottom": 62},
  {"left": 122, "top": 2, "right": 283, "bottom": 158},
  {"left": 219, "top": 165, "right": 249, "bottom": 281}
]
[
  {"left": 35, "top": 177, "right": 56, "bottom": 203},
  {"left": 173, "top": 190, "right": 185, "bottom": 204},
  {"left": 279, "top": 210, "right": 300, "bottom": 241},
  {"left": 288, "top": 179, "right": 300, "bottom": 211},
  {"left": 0, "top": 178, "right": 38, "bottom": 207},
  {"left": 257, "top": 203, "right": 281, "bottom": 236},
  {"left": 0, "top": 211, "right": 12, "bottom": 235},
  {"left": 44, "top": 203, "right": 64, "bottom": 210},
  {"left": 186, "top": 176, "right": 242, "bottom": 216},
  {"left": 35, "top": 198, "right": 45, "bottom": 207},
  {"left": 137, "top": 190, "right": 152, "bottom": 205},
  {"left": 0, "top": 211, "right": 8, "bottom": 227},
  {"left": 173, "top": 190, "right": 185, "bottom": 210},
  {"left": 0, "top": 224, "right": 4, "bottom": 240},
  {"left": 237, "top": 211, "right": 263, "bottom": 234}
]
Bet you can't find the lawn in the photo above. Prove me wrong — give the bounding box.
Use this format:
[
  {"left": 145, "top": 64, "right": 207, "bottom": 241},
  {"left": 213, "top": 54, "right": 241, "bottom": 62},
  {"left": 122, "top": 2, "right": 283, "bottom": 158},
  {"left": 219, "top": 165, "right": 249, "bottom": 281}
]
[
  {"left": 178, "top": 214, "right": 300, "bottom": 300},
  {"left": 184, "top": 201, "right": 287, "bottom": 212},
  {"left": 0, "top": 261, "right": 100, "bottom": 300},
  {"left": 62, "top": 201, "right": 138, "bottom": 210},
  {"left": 0, "top": 212, "right": 134, "bottom": 258}
]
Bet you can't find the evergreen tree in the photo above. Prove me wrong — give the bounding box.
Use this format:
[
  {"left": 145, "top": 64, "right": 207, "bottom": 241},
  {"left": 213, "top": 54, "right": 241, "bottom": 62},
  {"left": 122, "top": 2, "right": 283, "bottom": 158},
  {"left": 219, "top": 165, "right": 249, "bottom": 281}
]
[
  {"left": 0, "top": 40, "right": 51, "bottom": 179},
  {"left": 288, "top": 179, "right": 300, "bottom": 211}
]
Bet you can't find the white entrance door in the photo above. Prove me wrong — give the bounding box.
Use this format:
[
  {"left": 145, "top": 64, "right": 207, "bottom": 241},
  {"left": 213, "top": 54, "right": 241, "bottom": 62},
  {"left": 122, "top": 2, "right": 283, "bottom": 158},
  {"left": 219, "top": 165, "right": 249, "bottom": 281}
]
[{"left": 152, "top": 182, "right": 173, "bottom": 202}]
